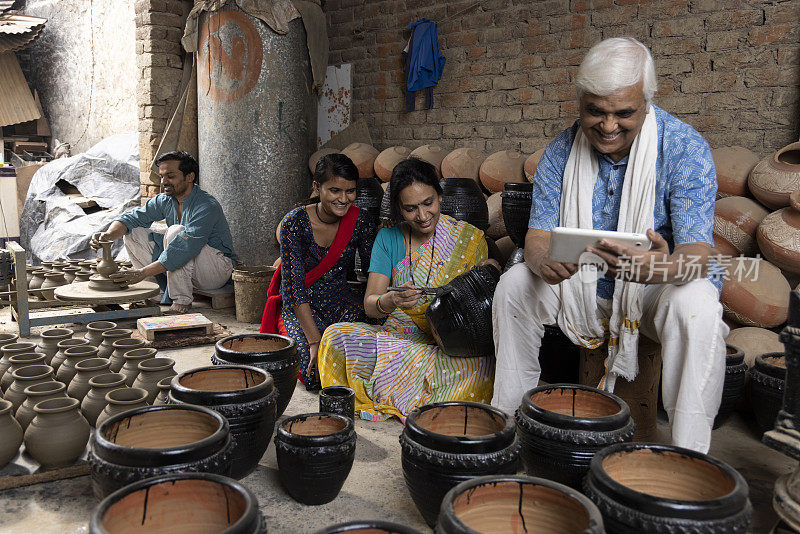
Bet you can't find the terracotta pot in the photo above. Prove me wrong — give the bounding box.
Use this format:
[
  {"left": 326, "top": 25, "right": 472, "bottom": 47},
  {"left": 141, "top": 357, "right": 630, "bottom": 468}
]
[
  {"left": 1, "top": 352, "right": 46, "bottom": 391},
  {"left": 523, "top": 147, "right": 546, "bottom": 182},
  {"left": 57, "top": 345, "right": 100, "bottom": 384},
  {"left": 485, "top": 192, "right": 506, "bottom": 240},
  {"left": 712, "top": 146, "right": 759, "bottom": 199},
  {"left": 441, "top": 147, "right": 485, "bottom": 182},
  {"left": 89, "top": 404, "right": 234, "bottom": 498},
  {"left": 400, "top": 401, "right": 520, "bottom": 527},
  {"left": 720, "top": 257, "right": 789, "bottom": 327},
  {"left": 437, "top": 474, "right": 605, "bottom": 534},
  {"left": 314, "top": 522, "right": 422, "bottom": 534},
  {"left": 374, "top": 146, "right": 410, "bottom": 182},
  {"left": 725, "top": 327, "right": 784, "bottom": 368},
  {"left": 84, "top": 321, "right": 117, "bottom": 347},
  {"left": 4, "top": 364, "right": 54, "bottom": 411},
  {"left": 713, "top": 196, "right": 768, "bottom": 257},
  {"left": 713, "top": 345, "right": 747, "bottom": 429},
  {"left": 29, "top": 269, "right": 46, "bottom": 290},
  {"left": 81, "top": 373, "right": 125, "bottom": 427},
  {"left": 308, "top": 148, "right": 339, "bottom": 174},
  {"left": 410, "top": 144, "right": 446, "bottom": 178},
  {"left": 16, "top": 380, "right": 67, "bottom": 429},
  {"left": 153, "top": 376, "right": 172, "bottom": 406},
  {"left": 341, "top": 142, "right": 379, "bottom": 178},
  {"left": 37, "top": 328, "right": 74, "bottom": 366},
  {"left": 479, "top": 150, "right": 526, "bottom": 193},
  {"left": 108, "top": 337, "right": 147, "bottom": 373},
  {"left": 319, "top": 386, "right": 355, "bottom": 420},
  {"left": 168, "top": 365, "right": 278, "bottom": 479},
  {"left": 40, "top": 272, "right": 66, "bottom": 299},
  {"left": 0, "top": 341, "right": 38, "bottom": 389},
  {"left": 748, "top": 352, "right": 786, "bottom": 434},
  {"left": 748, "top": 142, "right": 800, "bottom": 209},
  {"left": 583, "top": 442, "right": 752, "bottom": 533},
  {"left": 426, "top": 265, "right": 500, "bottom": 359},
  {"left": 131, "top": 357, "right": 176, "bottom": 404},
  {"left": 440, "top": 178, "right": 490, "bottom": 230},
  {"left": 25, "top": 396, "right": 90, "bottom": 468},
  {"left": 120, "top": 347, "right": 158, "bottom": 386},
  {"left": 495, "top": 236, "right": 515, "bottom": 266},
  {"left": 354, "top": 176, "right": 384, "bottom": 226},
  {"left": 0, "top": 398, "right": 22, "bottom": 468},
  {"left": 51, "top": 338, "right": 90, "bottom": 372},
  {"left": 214, "top": 334, "right": 300, "bottom": 417},
  {"left": 97, "top": 329, "right": 133, "bottom": 359},
  {"left": 90, "top": 472, "right": 266, "bottom": 534},
  {"left": 68, "top": 358, "right": 111, "bottom": 401},
  {"left": 516, "top": 384, "right": 635, "bottom": 489},
  {"left": 757, "top": 190, "right": 800, "bottom": 274},
  {"left": 501, "top": 182, "right": 533, "bottom": 248},
  {"left": 96, "top": 387, "right": 149, "bottom": 427},
  {"left": 274, "top": 413, "right": 356, "bottom": 505}
]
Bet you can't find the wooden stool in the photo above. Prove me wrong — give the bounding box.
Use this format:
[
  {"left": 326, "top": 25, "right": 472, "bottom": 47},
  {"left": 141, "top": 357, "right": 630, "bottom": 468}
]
[{"left": 579, "top": 336, "right": 662, "bottom": 441}]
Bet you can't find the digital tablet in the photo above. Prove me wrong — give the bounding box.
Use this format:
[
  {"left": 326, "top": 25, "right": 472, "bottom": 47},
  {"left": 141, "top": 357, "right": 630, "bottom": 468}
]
[{"left": 548, "top": 227, "right": 651, "bottom": 264}]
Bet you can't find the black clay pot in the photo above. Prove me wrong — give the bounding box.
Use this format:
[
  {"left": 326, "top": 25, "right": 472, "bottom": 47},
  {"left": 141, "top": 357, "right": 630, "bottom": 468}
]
[
  {"left": 167, "top": 365, "right": 278, "bottom": 479},
  {"left": 484, "top": 236, "right": 504, "bottom": 265},
  {"left": 313, "top": 521, "right": 422, "bottom": 534},
  {"left": 516, "top": 384, "right": 634, "bottom": 489},
  {"left": 583, "top": 442, "right": 752, "bottom": 533},
  {"left": 426, "top": 265, "right": 500, "bottom": 358},
  {"left": 437, "top": 474, "right": 605, "bottom": 534},
  {"left": 274, "top": 413, "right": 356, "bottom": 505},
  {"left": 379, "top": 183, "right": 392, "bottom": 224},
  {"left": 88, "top": 404, "right": 234, "bottom": 499},
  {"left": 503, "top": 247, "right": 525, "bottom": 272},
  {"left": 440, "top": 178, "right": 489, "bottom": 230},
  {"left": 213, "top": 333, "right": 300, "bottom": 417},
  {"left": 540, "top": 325, "right": 581, "bottom": 383},
  {"left": 319, "top": 386, "right": 355, "bottom": 419},
  {"left": 399, "top": 401, "right": 520, "bottom": 527},
  {"left": 713, "top": 344, "right": 747, "bottom": 429},
  {"left": 354, "top": 176, "right": 384, "bottom": 227},
  {"left": 501, "top": 181, "right": 533, "bottom": 248},
  {"left": 89, "top": 472, "right": 266, "bottom": 533},
  {"left": 748, "top": 352, "right": 786, "bottom": 434}
]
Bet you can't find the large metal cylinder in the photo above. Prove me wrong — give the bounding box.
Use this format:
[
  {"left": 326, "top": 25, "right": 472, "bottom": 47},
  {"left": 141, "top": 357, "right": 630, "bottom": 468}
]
[{"left": 197, "top": 7, "right": 316, "bottom": 264}]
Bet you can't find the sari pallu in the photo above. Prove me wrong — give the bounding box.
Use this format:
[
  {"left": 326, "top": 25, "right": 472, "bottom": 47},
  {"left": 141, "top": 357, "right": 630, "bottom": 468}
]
[{"left": 317, "top": 215, "right": 495, "bottom": 421}]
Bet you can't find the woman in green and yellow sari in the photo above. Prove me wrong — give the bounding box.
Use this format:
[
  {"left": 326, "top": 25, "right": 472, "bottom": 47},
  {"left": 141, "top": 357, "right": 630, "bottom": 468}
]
[{"left": 318, "top": 158, "right": 498, "bottom": 421}]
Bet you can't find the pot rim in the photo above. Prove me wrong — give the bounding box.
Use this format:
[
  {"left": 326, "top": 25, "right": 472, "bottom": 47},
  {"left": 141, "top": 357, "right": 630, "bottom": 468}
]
[
  {"left": 86, "top": 321, "right": 117, "bottom": 331},
  {"left": 88, "top": 373, "right": 126, "bottom": 389},
  {"left": 64, "top": 345, "right": 100, "bottom": 357},
  {"left": 105, "top": 387, "right": 148, "bottom": 404},
  {"left": 24, "top": 380, "right": 66, "bottom": 396},
  {"left": 137, "top": 357, "right": 175, "bottom": 372},
  {"left": 34, "top": 396, "right": 80, "bottom": 414},
  {"left": 404, "top": 400, "right": 515, "bottom": 454},
  {"left": 755, "top": 352, "right": 787, "bottom": 379},
  {"left": 100, "top": 329, "right": 133, "bottom": 339},
  {"left": 0, "top": 333, "right": 18, "bottom": 342},
  {"left": 312, "top": 520, "right": 423, "bottom": 534},
  {"left": 2, "top": 342, "right": 38, "bottom": 353},
  {"left": 123, "top": 347, "right": 158, "bottom": 360},
  {"left": 0, "top": 398, "right": 11, "bottom": 416},
  {"left": 519, "top": 383, "right": 632, "bottom": 432},
  {"left": 75, "top": 358, "right": 111, "bottom": 372},
  {"left": 12, "top": 364, "right": 53, "bottom": 381},
  {"left": 771, "top": 142, "right": 800, "bottom": 172},
  {"left": 57, "top": 338, "right": 90, "bottom": 349},
  {"left": 277, "top": 412, "right": 354, "bottom": 447},
  {"left": 438, "top": 474, "right": 604, "bottom": 534},
  {"left": 169, "top": 364, "right": 275, "bottom": 406},
  {"left": 40, "top": 328, "right": 74, "bottom": 339},
  {"left": 111, "top": 337, "right": 146, "bottom": 348},
  {"left": 320, "top": 386, "right": 355, "bottom": 399},
  {"left": 215, "top": 333, "right": 298, "bottom": 362},
  {"left": 587, "top": 442, "right": 749, "bottom": 519},
  {"left": 8, "top": 352, "right": 46, "bottom": 364},
  {"left": 93, "top": 404, "right": 231, "bottom": 466},
  {"left": 89, "top": 472, "right": 260, "bottom": 534}
]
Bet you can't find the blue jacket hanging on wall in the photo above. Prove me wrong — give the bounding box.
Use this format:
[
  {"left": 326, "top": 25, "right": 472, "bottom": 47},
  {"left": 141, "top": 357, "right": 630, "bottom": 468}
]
[{"left": 403, "top": 18, "right": 445, "bottom": 111}]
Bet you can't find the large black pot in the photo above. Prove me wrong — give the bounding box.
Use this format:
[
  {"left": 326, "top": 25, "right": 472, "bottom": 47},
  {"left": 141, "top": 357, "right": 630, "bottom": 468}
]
[
  {"left": 426, "top": 265, "right": 500, "bottom": 358},
  {"left": 748, "top": 352, "right": 786, "bottom": 434},
  {"left": 399, "top": 401, "right": 520, "bottom": 527},
  {"left": 88, "top": 404, "right": 234, "bottom": 499},
  {"left": 501, "top": 181, "right": 533, "bottom": 248},
  {"left": 213, "top": 334, "right": 299, "bottom": 417},
  {"left": 437, "top": 474, "right": 605, "bottom": 534},
  {"left": 274, "top": 412, "right": 356, "bottom": 505},
  {"left": 313, "top": 521, "right": 421, "bottom": 534},
  {"left": 167, "top": 365, "right": 278, "bottom": 479},
  {"left": 379, "top": 183, "right": 392, "bottom": 225},
  {"left": 516, "top": 384, "right": 634, "bottom": 489},
  {"left": 540, "top": 325, "right": 581, "bottom": 383},
  {"left": 503, "top": 247, "right": 525, "bottom": 272},
  {"left": 713, "top": 344, "right": 747, "bottom": 429},
  {"left": 354, "top": 176, "right": 384, "bottom": 227},
  {"left": 89, "top": 472, "right": 266, "bottom": 533},
  {"left": 440, "top": 178, "right": 489, "bottom": 231},
  {"left": 583, "top": 442, "right": 752, "bottom": 533}
]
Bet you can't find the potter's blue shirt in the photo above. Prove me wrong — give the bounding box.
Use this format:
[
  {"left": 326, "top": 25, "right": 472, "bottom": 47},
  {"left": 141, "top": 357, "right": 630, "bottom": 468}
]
[
  {"left": 528, "top": 105, "right": 721, "bottom": 298},
  {"left": 116, "top": 186, "right": 237, "bottom": 271}
]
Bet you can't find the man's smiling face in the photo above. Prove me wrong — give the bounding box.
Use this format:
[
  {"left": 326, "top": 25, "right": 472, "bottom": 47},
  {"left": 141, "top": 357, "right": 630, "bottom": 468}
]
[{"left": 579, "top": 81, "right": 648, "bottom": 163}]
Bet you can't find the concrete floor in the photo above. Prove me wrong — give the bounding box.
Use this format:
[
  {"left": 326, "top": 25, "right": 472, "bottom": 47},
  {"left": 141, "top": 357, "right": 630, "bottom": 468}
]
[{"left": 0, "top": 301, "right": 796, "bottom": 533}]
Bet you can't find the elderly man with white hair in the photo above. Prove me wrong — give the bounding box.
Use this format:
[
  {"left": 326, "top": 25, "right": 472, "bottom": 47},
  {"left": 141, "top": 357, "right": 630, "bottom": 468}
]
[{"left": 492, "top": 37, "right": 725, "bottom": 453}]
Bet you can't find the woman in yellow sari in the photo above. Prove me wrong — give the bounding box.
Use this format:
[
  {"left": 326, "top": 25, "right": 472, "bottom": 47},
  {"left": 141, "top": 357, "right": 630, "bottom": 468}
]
[{"left": 318, "top": 158, "right": 497, "bottom": 420}]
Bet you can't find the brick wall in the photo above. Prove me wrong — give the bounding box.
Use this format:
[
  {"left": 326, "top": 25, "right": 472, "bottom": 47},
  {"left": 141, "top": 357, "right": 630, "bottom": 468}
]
[{"left": 326, "top": 0, "right": 800, "bottom": 157}]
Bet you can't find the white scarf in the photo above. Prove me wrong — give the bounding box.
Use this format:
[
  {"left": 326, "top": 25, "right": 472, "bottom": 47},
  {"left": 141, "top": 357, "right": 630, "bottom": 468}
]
[{"left": 556, "top": 105, "right": 658, "bottom": 391}]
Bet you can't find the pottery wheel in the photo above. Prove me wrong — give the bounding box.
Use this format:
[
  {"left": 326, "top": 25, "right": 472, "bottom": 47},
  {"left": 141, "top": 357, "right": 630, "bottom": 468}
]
[{"left": 54, "top": 280, "right": 160, "bottom": 303}]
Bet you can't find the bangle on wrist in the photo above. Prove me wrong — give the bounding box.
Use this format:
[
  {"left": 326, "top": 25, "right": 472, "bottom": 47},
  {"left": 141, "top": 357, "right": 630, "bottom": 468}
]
[{"left": 376, "top": 294, "right": 390, "bottom": 315}]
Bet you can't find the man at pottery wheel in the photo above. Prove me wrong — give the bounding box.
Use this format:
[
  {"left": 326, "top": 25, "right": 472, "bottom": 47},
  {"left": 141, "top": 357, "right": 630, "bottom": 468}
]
[
  {"left": 90, "top": 151, "right": 237, "bottom": 314},
  {"left": 492, "top": 37, "right": 725, "bottom": 453}
]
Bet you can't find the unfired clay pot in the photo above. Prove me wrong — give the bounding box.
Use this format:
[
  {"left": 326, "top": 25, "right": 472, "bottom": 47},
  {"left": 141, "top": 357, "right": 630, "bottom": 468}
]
[
  {"left": 341, "top": 142, "right": 379, "bottom": 178},
  {"left": 84, "top": 321, "right": 117, "bottom": 347},
  {"left": 81, "top": 373, "right": 126, "bottom": 426},
  {"left": 308, "top": 148, "right": 339, "bottom": 174},
  {"left": 5, "top": 364, "right": 54, "bottom": 411},
  {"left": 153, "top": 376, "right": 172, "bottom": 406},
  {"left": 485, "top": 192, "right": 506, "bottom": 240},
  {"left": 1, "top": 352, "right": 46, "bottom": 391},
  {"left": 120, "top": 347, "right": 158, "bottom": 386},
  {"left": 131, "top": 357, "right": 176, "bottom": 404},
  {"left": 524, "top": 147, "right": 546, "bottom": 182},
  {"left": 374, "top": 146, "right": 410, "bottom": 182},
  {"left": 748, "top": 142, "right": 800, "bottom": 210},
  {"left": 410, "top": 145, "right": 446, "bottom": 178},
  {"left": 757, "top": 189, "right": 800, "bottom": 274},
  {"left": 51, "top": 338, "right": 90, "bottom": 372},
  {"left": 720, "top": 257, "right": 789, "bottom": 327},
  {"left": 726, "top": 326, "right": 785, "bottom": 368},
  {"left": 29, "top": 269, "right": 45, "bottom": 290},
  {"left": 37, "top": 328, "right": 74, "bottom": 365},
  {"left": 0, "top": 399, "right": 22, "bottom": 468},
  {"left": 62, "top": 266, "right": 80, "bottom": 283},
  {"left": 109, "top": 337, "right": 147, "bottom": 373},
  {"left": 95, "top": 387, "right": 149, "bottom": 427},
  {"left": 68, "top": 358, "right": 111, "bottom": 401},
  {"left": 441, "top": 147, "right": 485, "bottom": 182},
  {"left": 56, "top": 345, "right": 100, "bottom": 384},
  {"left": 0, "top": 342, "right": 38, "bottom": 389},
  {"left": 24, "top": 396, "right": 90, "bottom": 468},
  {"left": 713, "top": 196, "right": 768, "bottom": 257},
  {"left": 0, "top": 333, "right": 18, "bottom": 350},
  {"left": 712, "top": 146, "right": 759, "bottom": 199},
  {"left": 97, "top": 329, "right": 133, "bottom": 359},
  {"left": 16, "top": 380, "right": 67, "bottom": 430},
  {"left": 480, "top": 150, "right": 526, "bottom": 193},
  {"left": 74, "top": 270, "right": 92, "bottom": 282},
  {"left": 40, "top": 272, "right": 66, "bottom": 300}
]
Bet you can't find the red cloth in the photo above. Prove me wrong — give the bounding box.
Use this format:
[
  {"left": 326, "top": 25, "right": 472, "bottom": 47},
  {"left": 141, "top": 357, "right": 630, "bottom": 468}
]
[{"left": 260, "top": 205, "right": 360, "bottom": 334}]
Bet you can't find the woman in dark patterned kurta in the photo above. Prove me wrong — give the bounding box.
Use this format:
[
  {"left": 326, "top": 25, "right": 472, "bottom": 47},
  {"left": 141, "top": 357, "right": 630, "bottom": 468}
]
[{"left": 279, "top": 154, "right": 377, "bottom": 389}]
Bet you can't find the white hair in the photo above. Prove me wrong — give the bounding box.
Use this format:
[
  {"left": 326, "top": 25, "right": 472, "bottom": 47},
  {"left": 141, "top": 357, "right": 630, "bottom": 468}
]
[{"left": 575, "top": 37, "right": 658, "bottom": 104}]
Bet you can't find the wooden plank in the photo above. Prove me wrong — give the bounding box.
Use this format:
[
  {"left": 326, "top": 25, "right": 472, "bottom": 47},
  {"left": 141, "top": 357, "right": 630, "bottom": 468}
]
[
  {"left": 137, "top": 313, "right": 213, "bottom": 341},
  {"left": 130, "top": 322, "right": 230, "bottom": 348},
  {"left": 194, "top": 286, "right": 234, "bottom": 309}
]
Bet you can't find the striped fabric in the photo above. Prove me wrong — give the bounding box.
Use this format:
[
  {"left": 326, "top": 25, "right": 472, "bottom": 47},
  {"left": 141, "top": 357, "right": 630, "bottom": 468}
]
[{"left": 318, "top": 215, "right": 495, "bottom": 421}]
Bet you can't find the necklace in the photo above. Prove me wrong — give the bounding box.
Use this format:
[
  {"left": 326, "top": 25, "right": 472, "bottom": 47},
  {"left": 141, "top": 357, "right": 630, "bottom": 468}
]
[
  {"left": 314, "top": 203, "right": 338, "bottom": 225},
  {"left": 407, "top": 226, "right": 436, "bottom": 289}
]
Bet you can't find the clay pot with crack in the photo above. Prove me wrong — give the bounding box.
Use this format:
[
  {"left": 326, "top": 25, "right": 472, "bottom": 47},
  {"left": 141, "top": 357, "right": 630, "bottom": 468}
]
[
  {"left": 748, "top": 141, "right": 800, "bottom": 209},
  {"left": 374, "top": 146, "right": 410, "bottom": 182},
  {"left": 24, "top": 396, "right": 90, "bottom": 469},
  {"left": 410, "top": 144, "right": 446, "bottom": 178},
  {"left": 0, "top": 399, "right": 22, "bottom": 468},
  {"left": 399, "top": 401, "right": 520, "bottom": 527},
  {"left": 720, "top": 257, "right": 789, "bottom": 327},
  {"left": 81, "top": 373, "right": 126, "bottom": 426},
  {"left": 341, "top": 142, "right": 379, "bottom": 178},
  {"left": 37, "top": 328, "right": 74, "bottom": 365},
  {"left": 441, "top": 147, "right": 485, "bottom": 182},
  {"left": 16, "top": 380, "right": 67, "bottom": 429},
  {"left": 480, "top": 150, "right": 526, "bottom": 193},
  {"left": 712, "top": 146, "right": 759, "bottom": 199},
  {"left": 713, "top": 196, "right": 768, "bottom": 257},
  {"left": 713, "top": 345, "right": 748, "bottom": 429},
  {"left": 748, "top": 352, "right": 786, "bottom": 434}
]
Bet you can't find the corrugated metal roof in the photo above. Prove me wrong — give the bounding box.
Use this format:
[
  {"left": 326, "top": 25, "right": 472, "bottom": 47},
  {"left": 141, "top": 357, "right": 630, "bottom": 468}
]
[
  {"left": 0, "top": 51, "right": 40, "bottom": 127},
  {"left": 0, "top": 14, "right": 45, "bottom": 53}
]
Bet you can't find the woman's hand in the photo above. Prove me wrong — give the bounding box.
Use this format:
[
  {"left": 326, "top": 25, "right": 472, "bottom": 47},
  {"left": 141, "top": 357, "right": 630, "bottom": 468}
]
[
  {"left": 307, "top": 342, "right": 319, "bottom": 378},
  {"left": 386, "top": 280, "right": 422, "bottom": 310}
]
